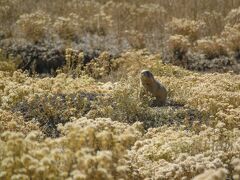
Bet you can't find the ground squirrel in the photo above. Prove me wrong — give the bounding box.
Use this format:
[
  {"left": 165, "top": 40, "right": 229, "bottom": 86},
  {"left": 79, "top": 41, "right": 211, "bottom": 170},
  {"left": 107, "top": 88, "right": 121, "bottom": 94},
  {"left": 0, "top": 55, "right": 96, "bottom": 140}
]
[{"left": 140, "top": 70, "right": 167, "bottom": 106}]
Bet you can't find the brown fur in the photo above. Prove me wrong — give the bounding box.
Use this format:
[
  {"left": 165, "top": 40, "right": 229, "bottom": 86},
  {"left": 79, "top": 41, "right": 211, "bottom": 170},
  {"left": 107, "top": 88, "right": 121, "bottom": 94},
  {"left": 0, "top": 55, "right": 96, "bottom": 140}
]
[{"left": 140, "top": 70, "right": 167, "bottom": 105}]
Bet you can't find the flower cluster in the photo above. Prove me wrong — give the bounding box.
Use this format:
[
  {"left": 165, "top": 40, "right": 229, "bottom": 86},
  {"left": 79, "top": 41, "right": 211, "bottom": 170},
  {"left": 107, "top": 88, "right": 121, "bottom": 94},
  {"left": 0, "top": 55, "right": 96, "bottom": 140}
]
[
  {"left": 166, "top": 18, "right": 206, "bottom": 42},
  {"left": 0, "top": 118, "right": 144, "bottom": 179},
  {"left": 0, "top": 109, "right": 39, "bottom": 134},
  {"left": 130, "top": 125, "right": 240, "bottom": 179},
  {"left": 53, "top": 13, "right": 80, "bottom": 40},
  {"left": 16, "top": 11, "right": 51, "bottom": 42}
]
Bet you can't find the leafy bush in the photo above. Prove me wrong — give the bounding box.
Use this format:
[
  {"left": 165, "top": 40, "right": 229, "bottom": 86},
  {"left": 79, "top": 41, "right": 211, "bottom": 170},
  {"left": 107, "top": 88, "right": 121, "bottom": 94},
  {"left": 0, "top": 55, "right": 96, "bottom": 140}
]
[
  {"left": 0, "top": 118, "right": 144, "bottom": 179},
  {"left": 0, "top": 49, "right": 17, "bottom": 72},
  {"left": 195, "top": 37, "right": 228, "bottom": 59},
  {"left": 166, "top": 18, "right": 206, "bottom": 42},
  {"left": 0, "top": 109, "right": 39, "bottom": 134},
  {"left": 222, "top": 24, "right": 240, "bottom": 56},
  {"left": 166, "top": 35, "right": 190, "bottom": 65},
  {"left": 130, "top": 123, "right": 240, "bottom": 179},
  {"left": 53, "top": 13, "right": 79, "bottom": 40},
  {"left": 225, "top": 6, "right": 240, "bottom": 26},
  {"left": 16, "top": 11, "right": 51, "bottom": 42},
  {"left": 13, "top": 92, "right": 97, "bottom": 137}
]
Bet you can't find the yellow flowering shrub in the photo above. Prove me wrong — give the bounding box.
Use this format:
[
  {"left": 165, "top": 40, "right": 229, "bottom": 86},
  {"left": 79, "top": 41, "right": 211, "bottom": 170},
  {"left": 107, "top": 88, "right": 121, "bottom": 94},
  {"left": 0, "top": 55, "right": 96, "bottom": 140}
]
[
  {"left": 195, "top": 38, "right": 228, "bottom": 59},
  {"left": 162, "top": 72, "right": 240, "bottom": 128},
  {"left": 0, "top": 70, "right": 102, "bottom": 109},
  {"left": 193, "top": 168, "right": 228, "bottom": 180},
  {"left": 0, "top": 117, "right": 144, "bottom": 179},
  {"left": 130, "top": 124, "right": 240, "bottom": 179},
  {"left": 166, "top": 18, "right": 206, "bottom": 42},
  {"left": 53, "top": 13, "right": 79, "bottom": 40},
  {"left": 0, "top": 50, "right": 239, "bottom": 179},
  {"left": 0, "top": 50, "right": 17, "bottom": 73},
  {"left": 0, "top": 109, "right": 39, "bottom": 134},
  {"left": 16, "top": 11, "right": 51, "bottom": 42}
]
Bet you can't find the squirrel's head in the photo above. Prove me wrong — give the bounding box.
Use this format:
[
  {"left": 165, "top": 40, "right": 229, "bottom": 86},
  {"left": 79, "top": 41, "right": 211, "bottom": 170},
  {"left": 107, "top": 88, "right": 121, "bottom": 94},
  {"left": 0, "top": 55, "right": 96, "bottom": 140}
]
[
  {"left": 140, "top": 70, "right": 154, "bottom": 82},
  {"left": 141, "top": 70, "right": 153, "bottom": 78}
]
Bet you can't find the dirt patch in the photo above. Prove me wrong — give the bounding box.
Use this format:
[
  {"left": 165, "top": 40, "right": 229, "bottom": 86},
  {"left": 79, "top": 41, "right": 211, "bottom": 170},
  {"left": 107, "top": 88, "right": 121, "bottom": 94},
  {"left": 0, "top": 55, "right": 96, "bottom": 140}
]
[
  {"left": 12, "top": 92, "right": 100, "bottom": 137},
  {"left": 162, "top": 51, "right": 240, "bottom": 74}
]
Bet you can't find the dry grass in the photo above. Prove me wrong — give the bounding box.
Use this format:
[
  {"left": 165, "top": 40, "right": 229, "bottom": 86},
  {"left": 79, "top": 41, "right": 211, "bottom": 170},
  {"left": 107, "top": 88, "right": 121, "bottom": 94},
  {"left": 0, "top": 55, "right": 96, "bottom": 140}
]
[
  {"left": 1, "top": 0, "right": 240, "bottom": 74},
  {"left": 0, "top": 0, "right": 239, "bottom": 51}
]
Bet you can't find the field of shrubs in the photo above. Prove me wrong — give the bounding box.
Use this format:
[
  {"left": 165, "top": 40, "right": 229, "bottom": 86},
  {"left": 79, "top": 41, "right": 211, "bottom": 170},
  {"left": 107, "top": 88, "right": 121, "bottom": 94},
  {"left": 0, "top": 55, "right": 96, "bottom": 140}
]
[{"left": 0, "top": 0, "right": 240, "bottom": 179}]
